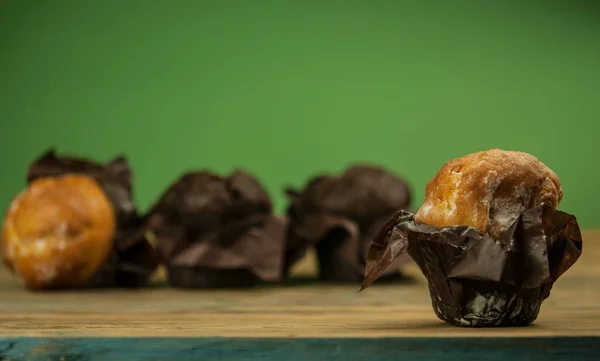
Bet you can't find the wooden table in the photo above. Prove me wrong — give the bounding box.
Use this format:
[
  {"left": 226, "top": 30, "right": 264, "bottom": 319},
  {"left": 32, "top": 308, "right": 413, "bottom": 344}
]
[{"left": 1, "top": 232, "right": 599, "bottom": 361}]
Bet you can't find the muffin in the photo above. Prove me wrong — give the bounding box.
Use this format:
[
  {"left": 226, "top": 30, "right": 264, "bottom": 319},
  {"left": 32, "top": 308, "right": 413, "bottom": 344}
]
[
  {"left": 415, "top": 149, "right": 562, "bottom": 238},
  {"left": 361, "top": 149, "right": 583, "bottom": 327},
  {"left": 1, "top": 149, "right": 159, "bottom": 289},
  {"left": 146, "top": 170, "right": 285, "bottom": 288},
  {"left": 285, "top": 164, "right": 412, "bottom": 282},
  {"left": 2, "top": 175, "right": 115, "bottom": 289}
]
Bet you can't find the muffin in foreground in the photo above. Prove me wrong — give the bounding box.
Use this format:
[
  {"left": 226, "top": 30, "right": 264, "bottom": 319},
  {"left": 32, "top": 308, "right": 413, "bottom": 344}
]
[
  {"left": 415, "top": 149, "right": 563, "bottom": 238},
  {"left": 361, "top": 149, "right": 582, "bottom": 327}
]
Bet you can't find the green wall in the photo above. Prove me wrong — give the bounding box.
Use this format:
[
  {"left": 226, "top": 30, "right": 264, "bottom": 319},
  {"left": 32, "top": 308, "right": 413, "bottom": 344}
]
[{"left": 1, "top": 1, "right": 599, "bottom": 227}]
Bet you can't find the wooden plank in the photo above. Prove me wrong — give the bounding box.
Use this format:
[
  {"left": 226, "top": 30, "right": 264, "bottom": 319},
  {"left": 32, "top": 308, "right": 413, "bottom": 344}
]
[
  {"left": 0, "top": 232, "right": 598, "bottom": 341},
  {"left": 1, "top": 337, "right": 599, "bottom": 361}
]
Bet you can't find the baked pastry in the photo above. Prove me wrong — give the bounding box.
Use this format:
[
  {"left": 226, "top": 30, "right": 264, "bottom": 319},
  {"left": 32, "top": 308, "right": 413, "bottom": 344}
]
[
  {"left": 361, "top": 149, "right": 583, "bottom": 327},
  {"left": 146, "top": 170, "right": 285, "bottom": 289},
  {"left": 4, "top": 149, "right": 159, "bottom": 289},
  {"left": 285, "top": 164, "right": 412, "bottom": 282},
  {"left": 2, "top": 175, "right": 115, "bottom": 289},
  {"left": 415, "top": 149, "right": 563, "bottom": 238}
]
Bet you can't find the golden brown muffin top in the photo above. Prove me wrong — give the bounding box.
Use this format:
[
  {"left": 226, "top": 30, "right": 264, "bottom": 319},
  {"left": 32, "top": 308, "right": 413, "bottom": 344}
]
[
  {"left": 2, "top": 174, "right": 116, "bottom": 289},
  {"left": 415, "top": 149, "right": 562, "bottom": 238}
]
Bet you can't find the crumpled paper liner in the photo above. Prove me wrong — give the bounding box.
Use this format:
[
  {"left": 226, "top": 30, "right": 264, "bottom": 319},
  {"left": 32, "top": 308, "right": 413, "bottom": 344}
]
[
  {"left": 361, "top": 205, "right": 583, "bottom": 327},
  {"left": 285, "top": 165, "right": 413, "bottom": 282},
  {"left": 27, "top": 149, "right": 159, "bottom": 288},
  {"left": 146, "top": 170, "right": 285, "bottom": 289}
]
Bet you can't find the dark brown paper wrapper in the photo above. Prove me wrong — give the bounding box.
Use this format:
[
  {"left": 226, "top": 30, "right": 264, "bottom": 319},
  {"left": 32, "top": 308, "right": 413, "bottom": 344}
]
[
  {"left": 146, "top": 170, "right": 285, "bottom": 289},
  {"left": 361, "top": 205, "right": 583, "bottom": 327},
  {"left": 285, "top": 165, "right": 413, "bottom": 282},
  {"left": 26, "top": 149, "right": 159, "bottom": 288}
]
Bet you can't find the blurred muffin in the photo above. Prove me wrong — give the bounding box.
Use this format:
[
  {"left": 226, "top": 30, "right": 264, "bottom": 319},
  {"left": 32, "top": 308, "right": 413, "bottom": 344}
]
[{"left": 2, "top": 175, "right": 115, "bottom": 289}]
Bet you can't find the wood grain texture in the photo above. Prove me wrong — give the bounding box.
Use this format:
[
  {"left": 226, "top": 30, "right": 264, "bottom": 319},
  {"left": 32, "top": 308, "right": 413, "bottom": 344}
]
[
  {"left": 0, "top": 232, "right": 598, "bottom": 340},
  {"left": 1, "top": 337, "right": 599, "bottom": 361}
]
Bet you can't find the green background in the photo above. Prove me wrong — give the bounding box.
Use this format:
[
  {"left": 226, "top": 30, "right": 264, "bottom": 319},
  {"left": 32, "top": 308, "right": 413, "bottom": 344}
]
[{"left": 1, "top": 1, "right": 599, "bottom": 227}]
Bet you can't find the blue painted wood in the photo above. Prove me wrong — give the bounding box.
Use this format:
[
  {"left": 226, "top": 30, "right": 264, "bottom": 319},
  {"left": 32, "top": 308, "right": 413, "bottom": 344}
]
[{"left": 0, "top": 337, "right": 598, "bottom": 361}]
